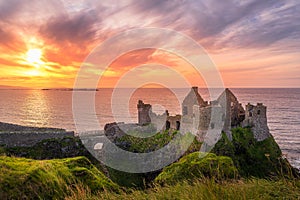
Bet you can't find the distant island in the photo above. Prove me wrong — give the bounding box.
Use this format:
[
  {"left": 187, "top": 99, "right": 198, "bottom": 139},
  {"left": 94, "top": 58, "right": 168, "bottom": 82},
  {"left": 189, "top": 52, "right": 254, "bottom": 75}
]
[{"left": 42, "top": 88, "right": 99, "bottom": 91}]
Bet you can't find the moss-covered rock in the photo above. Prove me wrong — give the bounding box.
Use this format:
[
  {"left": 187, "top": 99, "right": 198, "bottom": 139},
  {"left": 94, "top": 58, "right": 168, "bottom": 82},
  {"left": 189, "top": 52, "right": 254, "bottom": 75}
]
[
  {"left": 110, "top": 131, "right": 202, "bottom": 187},
  {"left": 212, "top": 127, "right": 298, "bottom": 178},
  {"left": 115, "top": 130, "right": 179, "bottom": 153},
  {"left": 0, "top": 156, "right": 119, "bottom": 199},
  {"left": 155, "top": 152, "right": 237, "bottom": 185},
  {"left": 3, "top": 137, "right": 110, "bottom": 176},
  {"left": 4, "top": 136, "right": 88, "bottom": 159}
]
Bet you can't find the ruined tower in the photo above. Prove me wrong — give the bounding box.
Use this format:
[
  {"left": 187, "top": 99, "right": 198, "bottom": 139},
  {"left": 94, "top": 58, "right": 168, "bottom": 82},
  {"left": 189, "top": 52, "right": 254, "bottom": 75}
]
[
  {"left": 137, "top": 100, "right": 152, "bottom": 125},
  {"left": 182, "top": 87, "right": 208, "bottom": 119},
  {"left": 217, "top": 88, "right": 245, "bottom": 139},
  {"left": 243, "top": 103, "right": 271, "bottom": 141},
  {"left": 180, "top": 87, "right": 208, "bottom": 135}
]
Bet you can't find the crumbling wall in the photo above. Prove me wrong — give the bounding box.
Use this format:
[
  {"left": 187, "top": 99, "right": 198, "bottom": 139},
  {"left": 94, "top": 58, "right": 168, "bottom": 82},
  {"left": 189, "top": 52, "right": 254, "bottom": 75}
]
[
  {"left": 136, "top": 88, "right": 271, "bottom": 143},
  {"left": 182, "top": 87, "right": 208, "bottom": 120},
  {"left": 137, "top": 100, "right": 152, "bottom": 125},
  {"left": 217, "top": 89, "right": 245, "bottom": 136},
  {"left": 166, "top": 115, "right": 181, "bottom": 131},
  {"left": 150, "top": 111, "right": 168, "bottom": 131},
  {"left": 243, "top": 103, "right": 271, "bottom": 141}
]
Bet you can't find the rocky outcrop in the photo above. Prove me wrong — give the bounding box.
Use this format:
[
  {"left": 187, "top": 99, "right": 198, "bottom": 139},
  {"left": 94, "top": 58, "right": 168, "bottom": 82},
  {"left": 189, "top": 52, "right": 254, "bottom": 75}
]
[
  {"left": 104, "top": 122, "right": 126, "bottom": 141},
  {"left": 0, "top": 122, "right": 74, "bottom": 147},
  {"left": 104, "top": 122, "right": 157, "bottom": 142}
]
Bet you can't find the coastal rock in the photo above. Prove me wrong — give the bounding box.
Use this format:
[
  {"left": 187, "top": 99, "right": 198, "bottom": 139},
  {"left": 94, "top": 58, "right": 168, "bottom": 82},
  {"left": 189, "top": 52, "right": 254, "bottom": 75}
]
[
  {"left": 0, "top": 122, "right": 74, "bottom": 148},
  {"left": 212, "top": 127, "right": 299, "bottom": 178},
  {"left": 104, "top": 122, "right": 126, "bottom": 141}
]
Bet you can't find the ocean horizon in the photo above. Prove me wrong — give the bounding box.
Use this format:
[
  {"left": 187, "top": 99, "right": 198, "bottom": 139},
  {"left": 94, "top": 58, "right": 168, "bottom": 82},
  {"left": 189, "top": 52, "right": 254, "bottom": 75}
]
[{"left": 0, "top": 88, "right": 299, "bottom": 169}]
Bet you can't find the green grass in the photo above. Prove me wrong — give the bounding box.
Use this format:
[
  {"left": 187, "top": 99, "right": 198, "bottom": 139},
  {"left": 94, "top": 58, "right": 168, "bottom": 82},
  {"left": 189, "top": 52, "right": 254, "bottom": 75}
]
[
  {"left": 1, "top": 127, "right": 300, "bottom": 199},
  {"left": 0, "top": 156, "right": 119, "bottom": 199},
  {"left": 1, "top": 155, "right": 299, "bottom": 200},
  {"left": 155, "top": 152, "right": 237, "bottom": 185},
  {"left": 212, "top": 127, "right": 298, "bottom": 178},
  {"left": 115, "top": 130, "right": 180, "bottom": 153},
  {"left": 66, "top": 178, "right": 300, "bottom": 200}
]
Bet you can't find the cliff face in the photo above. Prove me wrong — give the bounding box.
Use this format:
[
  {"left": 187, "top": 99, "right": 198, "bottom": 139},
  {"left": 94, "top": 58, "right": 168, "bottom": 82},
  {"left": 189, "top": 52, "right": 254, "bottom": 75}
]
[
  {"left": 212, "top": 127, "right": 298, "bottom": 178},
  {"left": 154, "top": 127, "right": 298, "bottom": 185}
]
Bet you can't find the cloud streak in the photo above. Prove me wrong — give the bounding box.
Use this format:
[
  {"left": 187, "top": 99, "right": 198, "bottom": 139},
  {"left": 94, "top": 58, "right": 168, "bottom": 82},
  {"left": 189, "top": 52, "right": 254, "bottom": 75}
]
[
  {"left": 40, "top": 10, "right": 99, "bottom": 46},
  {"left": 0, "top": 0, "right": 299, "bottom": 88}
]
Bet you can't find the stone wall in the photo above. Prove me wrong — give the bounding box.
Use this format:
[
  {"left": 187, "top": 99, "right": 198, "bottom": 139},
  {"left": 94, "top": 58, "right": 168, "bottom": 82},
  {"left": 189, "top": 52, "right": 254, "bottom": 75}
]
[
  {"left": 181, "top": 88, "right": 270, "bottom": 142},
  {"left": 217, "top": 89, "right": 245, "bottom": 134},
  {"left": 149, "top": 111, "right": 168, "bottom": 131},
  {"left": 166, "top": 115, "right": 181, "bottom": 131},
  {"left": 137, "top": 100, "right": 152, "bottom": 125},
  {"left": 136, "top": 88, "right": 271, "bottom": 142},
  {"left": 243, "top": 103, "right": 271, "bottom": 141},
  {"left": 182, "top": 87, "right": 208, "bottom": 119}
]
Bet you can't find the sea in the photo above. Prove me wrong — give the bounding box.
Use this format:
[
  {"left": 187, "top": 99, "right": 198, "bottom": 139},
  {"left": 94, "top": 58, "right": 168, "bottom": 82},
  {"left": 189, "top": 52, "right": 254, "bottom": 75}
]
[{"left": 0, "top": 88, "right": 299, "bottom": 169}]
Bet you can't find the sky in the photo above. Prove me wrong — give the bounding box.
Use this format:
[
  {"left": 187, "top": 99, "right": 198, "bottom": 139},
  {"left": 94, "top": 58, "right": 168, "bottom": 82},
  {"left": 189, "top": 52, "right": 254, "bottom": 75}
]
[{"left": 0, "top": 0, "right": 299, "bottom": 88}]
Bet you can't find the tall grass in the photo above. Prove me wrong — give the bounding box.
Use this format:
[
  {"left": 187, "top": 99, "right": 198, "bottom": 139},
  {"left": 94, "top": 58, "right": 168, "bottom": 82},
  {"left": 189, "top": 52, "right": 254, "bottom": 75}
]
[
  {"left": 0, "top": 156, "right": 119, "bottom": 199},
  {"left": 65, "top": 178, "right": 300, "bottom": 200}
]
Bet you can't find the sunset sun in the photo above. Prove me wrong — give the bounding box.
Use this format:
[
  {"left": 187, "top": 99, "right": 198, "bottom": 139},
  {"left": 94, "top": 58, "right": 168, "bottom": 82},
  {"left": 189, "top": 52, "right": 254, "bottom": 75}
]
[{"left": 26, "top": 48, "right": 43, "bottom": 66}]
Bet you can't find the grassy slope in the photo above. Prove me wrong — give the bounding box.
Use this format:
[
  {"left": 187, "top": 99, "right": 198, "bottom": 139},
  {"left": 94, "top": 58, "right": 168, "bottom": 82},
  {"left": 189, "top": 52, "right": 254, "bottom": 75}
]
[
  {"left": 1, "top": 155, "right": 299, "bottom": 200},
  {"left": 67, "top": 179, "right": 300, "bottom": 200},
  {"left": 0, "top": 156, "right": 119, "bottom": 199},
  {"left": 1, "top": 127, "right": 300, "bottom": 199},
  {"left": 155, "top": 152, "right": 237, "bottom": 185},
  {"left": 212, "top": 127, "right": 298, "bottom": 178}
]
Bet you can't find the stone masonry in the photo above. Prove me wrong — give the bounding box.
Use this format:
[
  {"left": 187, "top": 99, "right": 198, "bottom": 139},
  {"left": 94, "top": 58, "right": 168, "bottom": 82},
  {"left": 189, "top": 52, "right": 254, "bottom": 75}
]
[{"left": 137, "top": 87, "right": 271, "bottom": 142}]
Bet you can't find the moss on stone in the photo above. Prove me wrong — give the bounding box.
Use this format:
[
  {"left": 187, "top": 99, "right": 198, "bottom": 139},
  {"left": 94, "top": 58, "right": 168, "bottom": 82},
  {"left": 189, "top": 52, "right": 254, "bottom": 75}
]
[
  {"left": 155, "top": 152, "right": 237, "bottom": 185},
  {"left": 110, "top": 131, "right": 202, "bottom": 187},
  {"left": 115, "top": 130, "right": 179, "bottom": 153},
  {"left": 0, "top": 156, "right": 119, "bottom": 199},
  {"left": 212, "top": 127, "right": 298, "bottom": 178}
]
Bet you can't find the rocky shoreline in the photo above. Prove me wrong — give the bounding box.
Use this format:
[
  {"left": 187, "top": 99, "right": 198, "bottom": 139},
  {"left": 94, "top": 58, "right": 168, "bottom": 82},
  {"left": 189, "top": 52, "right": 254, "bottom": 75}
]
[
  {"left": 0, "top": 122, "right": 74, "bottom": 147},
  {"left": 0, "top": 121, "right": 68, "bottom": 132}
]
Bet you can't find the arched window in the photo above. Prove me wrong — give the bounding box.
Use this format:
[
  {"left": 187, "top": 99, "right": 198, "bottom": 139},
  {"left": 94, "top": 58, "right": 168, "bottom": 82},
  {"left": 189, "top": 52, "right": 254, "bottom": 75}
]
[
  {"left": 166, "top": 121, "right": 171, "bottom": 130},
  {"left": 257, "top": 110, "right": 261, "bottom": 115},
  {"left": 176, "top": 121, "right": 180, "bottom": 130},
  {"left": 249, "top": 112, "right": 253, "bottom": 117}
]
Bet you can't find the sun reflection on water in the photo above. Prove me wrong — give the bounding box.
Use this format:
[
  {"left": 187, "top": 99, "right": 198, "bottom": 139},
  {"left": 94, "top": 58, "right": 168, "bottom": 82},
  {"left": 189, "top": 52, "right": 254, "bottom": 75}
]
[{"left": 20, "top": 90, "right": 52, "bottom": 127}]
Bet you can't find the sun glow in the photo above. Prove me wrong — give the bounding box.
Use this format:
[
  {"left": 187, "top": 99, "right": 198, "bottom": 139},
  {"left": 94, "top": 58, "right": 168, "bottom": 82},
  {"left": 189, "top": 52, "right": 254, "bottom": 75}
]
[
  {"left": 25, "top": 70, "right": 41, "bottom": 76},
  {"left": 26, "top": 49, "right": 43, "bottom": 66}
]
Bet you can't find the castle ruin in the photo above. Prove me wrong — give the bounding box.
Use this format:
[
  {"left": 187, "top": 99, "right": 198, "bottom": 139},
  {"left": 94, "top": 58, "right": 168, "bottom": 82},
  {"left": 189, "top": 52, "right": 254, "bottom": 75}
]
[{"left": 137, "top": 87, "right": 271, "bottom": 141}]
